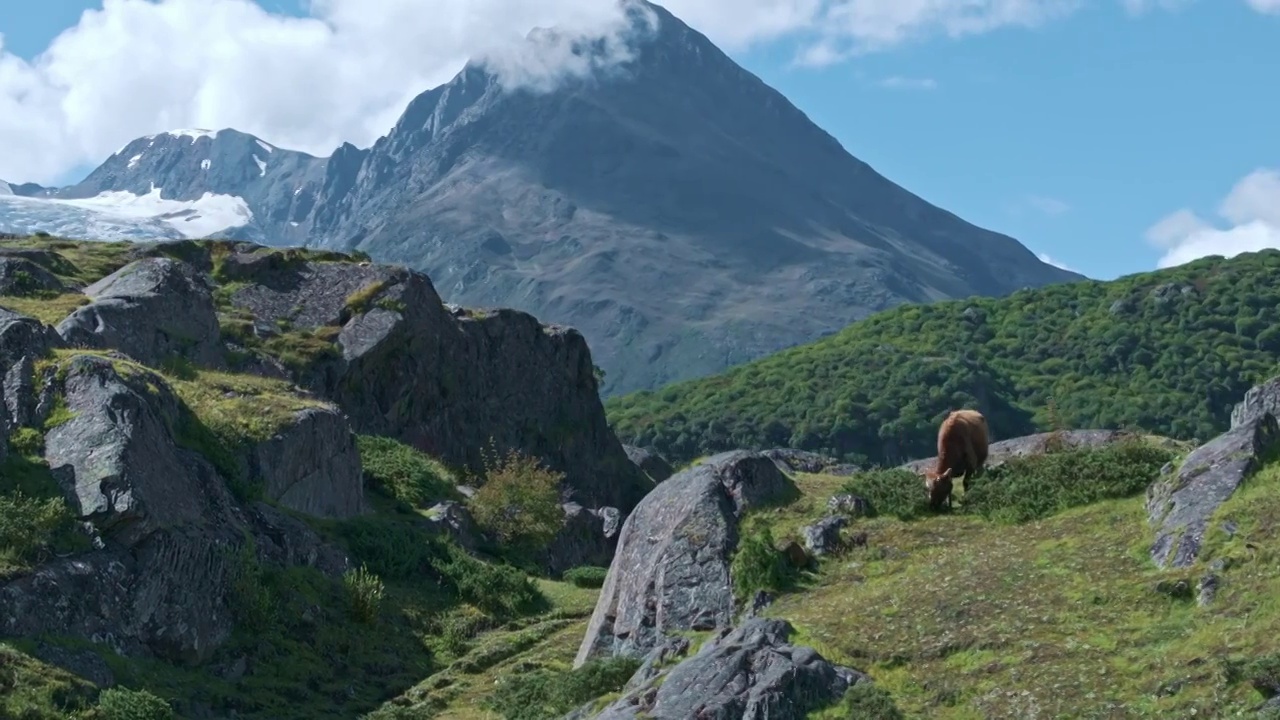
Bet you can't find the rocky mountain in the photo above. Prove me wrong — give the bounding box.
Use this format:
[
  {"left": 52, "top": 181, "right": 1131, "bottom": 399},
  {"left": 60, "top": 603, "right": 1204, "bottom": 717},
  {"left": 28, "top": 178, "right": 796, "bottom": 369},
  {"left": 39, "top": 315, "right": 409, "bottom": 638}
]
[{"left": 0, "top": 1, "right": 1083, "bottom": 397}]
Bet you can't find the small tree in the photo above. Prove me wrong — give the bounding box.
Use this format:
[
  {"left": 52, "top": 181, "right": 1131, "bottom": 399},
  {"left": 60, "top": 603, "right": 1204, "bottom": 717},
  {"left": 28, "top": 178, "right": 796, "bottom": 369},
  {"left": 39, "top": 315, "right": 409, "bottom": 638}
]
[{"left": 470, "top": 444, "right": 565, "bottom": 553}]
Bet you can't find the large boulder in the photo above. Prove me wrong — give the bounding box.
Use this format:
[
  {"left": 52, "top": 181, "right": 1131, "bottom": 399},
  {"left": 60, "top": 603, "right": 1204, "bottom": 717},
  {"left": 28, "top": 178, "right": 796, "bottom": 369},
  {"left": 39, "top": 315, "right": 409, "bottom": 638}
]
[
  {"left": 623, "top": 444, "right": 674, "bottom": 483},
  {"left": 220, "top": 246, "right": 649, "bottom": 515},
  {"left": 576, "top": 618, "right": 865, "bottom": 720},
  {"left": 246, "top": 407, "right": 365, "bottom": 519},
  {"left": 55, "top": 257, "right": 223, "bottom": 369},
  {"left": 900, "top": 429, "right": 1141, "bottom": 475},
  {"left": 0, "top": 256, "right": 65, "bottom": 295},
  {"left": 574, "top": 451, "right": 796, "bottom": 667},
  {"left": 542, "top": 503, "right": 623, "bottom": 575},
  {"left": 1146, "top": 411, "right": 1280, "bottom": 569},
  {"left": 1232, "top": 374, "right": 1280, "bottom": 429},
  {"left": 1, "top": 353, "right": 350, "bottom": 664}
]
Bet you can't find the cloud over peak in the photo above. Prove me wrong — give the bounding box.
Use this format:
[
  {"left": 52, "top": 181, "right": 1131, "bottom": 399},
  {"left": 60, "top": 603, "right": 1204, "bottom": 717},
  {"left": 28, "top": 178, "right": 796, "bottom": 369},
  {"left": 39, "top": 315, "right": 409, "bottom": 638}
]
[{"left": 1146, "top": 168, "right": 1280, "bottom": 269}]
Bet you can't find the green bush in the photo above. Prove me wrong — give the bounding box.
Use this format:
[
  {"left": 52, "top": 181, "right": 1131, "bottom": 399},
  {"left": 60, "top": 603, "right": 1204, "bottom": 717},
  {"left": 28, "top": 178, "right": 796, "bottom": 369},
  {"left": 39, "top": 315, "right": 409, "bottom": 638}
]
[
  {"left": 96, "top": 687, "right": 175, "bottom": 720},
  {"left": 356, "top": 435, "right": 456, "bottom": 509},
  {"left": 730, "top": 523, "right": 793, "bottom": 603},
  {"left": 840, "top": 682, "right": 905, "bottom": 719},
  {"left": 562, "top": 565, "right": 609, "bottom": 588},
  {"left": 470, "top": 446, "right": 564, "bottom": 554},
  {"left": 838, "top": 468, "right": 931, "bottom": 521},
  {"left": 482, "top": 657, "right": 642, "bottom": 720},
  {"left": 343, "top": 564, "right": 385, "bottom": 624},
  {"left": 961, "top": 440, "right": 1176, "bottom": 523}
]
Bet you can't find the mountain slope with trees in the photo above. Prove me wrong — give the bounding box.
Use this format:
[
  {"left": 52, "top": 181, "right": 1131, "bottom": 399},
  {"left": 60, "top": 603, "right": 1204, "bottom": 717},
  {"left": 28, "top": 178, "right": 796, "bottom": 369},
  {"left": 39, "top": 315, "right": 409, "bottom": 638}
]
[{"left": 606, "top": 249, "right": 1280, "bottom": 466}]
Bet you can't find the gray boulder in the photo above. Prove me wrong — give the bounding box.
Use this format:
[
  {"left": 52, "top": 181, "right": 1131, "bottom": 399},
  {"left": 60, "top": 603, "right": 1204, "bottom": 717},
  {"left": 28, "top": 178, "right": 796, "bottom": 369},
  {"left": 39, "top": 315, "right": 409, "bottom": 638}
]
[
  {"left": 44, "top": 354, "right": 232, "bottom": 547},
  {"left": 422, "top": 500, "right": 482, "bottom": 551},
  {"left": 1146, "top": 412, "right": 1280, "bottom": 569},
  {"left": 2, "top": 353, "right": 351, "bottom": 664},
  {"left": 578, "top": 618, "right": 864, "bottom": 720},
  {"left": 574, "top": 451, "right": 796, "bottom": 667},
  {"left": 623, "top": 444, "right": 674, "bottom": 483},
  {"left": 0, "top": 307, "right": 62, "bottom": 368},
  {"left": 901, "top": 429, "right": 1141, "bottom": 474},
  {"left": 55, "top": 257, "right": 223, "bottom": 369},
  {"left": 763, "top": 448, "right": 841, "bottom": 474},
  {"left": 246, "top": 406, "right": 365, "bottom": 519},
  {"left": 1232, "top": 375, "right": 1280, "bottom": 429},
  {"left": 542, "top": 502, "right": 625, "bottom": 575},
  {"left": 0, "top": 256, "right": 65, "bottom": 295},
  {"left": 801, "top": 515, "right": 849, "bottom": 557}
]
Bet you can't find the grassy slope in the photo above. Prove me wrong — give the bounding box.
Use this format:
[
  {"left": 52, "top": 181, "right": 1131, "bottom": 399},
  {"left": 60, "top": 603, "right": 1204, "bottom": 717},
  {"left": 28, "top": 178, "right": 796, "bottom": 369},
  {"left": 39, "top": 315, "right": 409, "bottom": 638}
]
[
  {"left": 606, "top": 249, "right": 1280, "bottom": 467},
  {"left": 739, "top": 447, "right": 1280, "bottom": 719}
]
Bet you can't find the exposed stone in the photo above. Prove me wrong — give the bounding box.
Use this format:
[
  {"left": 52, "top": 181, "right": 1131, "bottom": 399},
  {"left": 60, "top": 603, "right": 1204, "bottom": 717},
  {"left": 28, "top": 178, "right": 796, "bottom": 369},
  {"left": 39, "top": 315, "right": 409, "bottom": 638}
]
[
  {"left": 827, "top": 493, "right": 870, "bottom": 517},
  {"left": 246, "top": 407, "right": 365, "bottom": 519},
  {"left": 781, "top": 540, "right": 809, "bottom": 568},
  {"left": 0, "top": 256, "right": 65, "bottom": 295},
  {"left": 623, "top": 444, "right": 674, "bottom": 483},
  {"left": 0, "top": 307, "right": 62, "bottom": 369},
  {"left": 901, "top": 429, "right": 1142, "bottom": 475},
  {"left": 422, "top": 500, "right": 482, "bottom": 552},
  {"left": 543, "top": 502, "right": 625, "bottom": 575},
  {"left": 801, "top": 515, "right": 849, "bottom": 557},
  {"left": 55, "top": 257, "right": 223, "bottom": 369},
  {"left": 762, "top": 448, "right": 841, "bottom": 474},
  {"left": 574, "top": 451, "right": 796, "bottom": 667},
  {"left": 1146, "top": 412, "right": 1280, "bottom": 569},
  {"left": 580, "top": 618, "right": 865, "bottom": 720},
  {"left": 1232, "top": 374, "right": 1280, "bottom": 430}
]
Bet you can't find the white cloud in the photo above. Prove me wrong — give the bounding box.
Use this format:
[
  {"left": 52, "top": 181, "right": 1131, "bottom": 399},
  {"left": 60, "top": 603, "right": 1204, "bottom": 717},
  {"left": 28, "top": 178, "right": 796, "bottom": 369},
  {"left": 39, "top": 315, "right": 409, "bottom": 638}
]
[
  {"left": 0, "top": 0, "right": 1245, "bottom": 185},
  {"left": 1145, "top": 169, "right": 1280, "bottom": 269},
  {"left": 1037, "top": 252, "right": 1076, "bottom": 272},
  {"left": 878, "top": 75, "right": 938, "bottom": 90},
  {"left": 1246, "top": 0, "right": 1280, "bottom": 13},
  {"left": 1120, "top": 0, "right": 1195, "bottom": 15},
  {"left": 1027, "top": 195, "right": 1070, "bottom": 216}
]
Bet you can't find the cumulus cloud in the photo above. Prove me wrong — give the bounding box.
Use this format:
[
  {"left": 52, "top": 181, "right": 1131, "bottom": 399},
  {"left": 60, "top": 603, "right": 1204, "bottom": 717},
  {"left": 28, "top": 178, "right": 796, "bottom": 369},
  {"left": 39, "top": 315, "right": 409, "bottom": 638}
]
[
  {"left": 1037, "top": 252, "right": 1076, "bottom": 272},
  {"left": 1145, "top": 169, "right": 1280, "bottom": 269},
  {"left": 0, "top": 0, "right": 1264, "bottom": 185},
  {"left": 1246, "top": 0, "right": 1280, "bottom": 13}
]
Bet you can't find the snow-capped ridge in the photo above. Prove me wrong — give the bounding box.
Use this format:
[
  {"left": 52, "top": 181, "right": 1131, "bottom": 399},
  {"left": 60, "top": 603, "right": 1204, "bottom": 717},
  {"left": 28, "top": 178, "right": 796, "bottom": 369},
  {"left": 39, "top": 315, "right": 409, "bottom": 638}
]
[{"left": 0, "top": 180, "right": 12, "bottom": 197}]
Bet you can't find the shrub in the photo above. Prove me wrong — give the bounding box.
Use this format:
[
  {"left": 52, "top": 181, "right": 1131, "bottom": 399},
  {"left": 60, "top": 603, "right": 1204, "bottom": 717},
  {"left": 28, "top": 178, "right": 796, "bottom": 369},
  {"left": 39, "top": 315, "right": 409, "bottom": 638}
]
[
  {"left": 839, "top": 468, "right": 931, "bottom": 521},
  {"left": 96, "top": 686, "right": 175, "bottom": 720},
  {"left": 482, "top": 657, "right": 642, "bottom": 720},
  {"left": 730, "top": 522, "right": 792, "bottom": 603},
  {"left": 343, "top": 564, "right": 385, "bottom": 624},
  {"left": 469, "top": 446, "right": 564, "bottom": 553},
  {"left": 563, "top": 565, "right": 609, "bottom": 589},
  {"left": 840, "top": 682, "right": 905, "bottom": 719},
  {"left": 356, "top": 435, "right": 456, "bottom": 509},
  {"left": 961, "top": 440, "right": 1177, "bottom": 523},
  {"left": 225, "top": 540, "right": 275, "bottom": 633},
  {"left": 0, "top": 492, "right": 74, "bottom": 568}
]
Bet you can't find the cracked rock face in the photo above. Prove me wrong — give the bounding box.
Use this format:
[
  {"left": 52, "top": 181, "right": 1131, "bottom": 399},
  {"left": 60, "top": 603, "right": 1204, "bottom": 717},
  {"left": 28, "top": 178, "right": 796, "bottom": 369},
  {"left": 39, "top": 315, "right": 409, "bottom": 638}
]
[
  {"left": 55, "top": 257, "right": 224, "bottom": 370},
  {"left": 574, "top": 451, "right": 796, "bottom": 667},
  {"left": 577, "top": 618, "right": 866, "bottom": 720}
]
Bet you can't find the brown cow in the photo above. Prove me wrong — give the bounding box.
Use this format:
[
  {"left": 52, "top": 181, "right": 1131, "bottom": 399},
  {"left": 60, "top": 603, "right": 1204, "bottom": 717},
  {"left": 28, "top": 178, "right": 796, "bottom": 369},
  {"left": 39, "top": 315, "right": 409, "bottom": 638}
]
[{"left": 923, "top": 409, "right": 989, "bottom": 510}]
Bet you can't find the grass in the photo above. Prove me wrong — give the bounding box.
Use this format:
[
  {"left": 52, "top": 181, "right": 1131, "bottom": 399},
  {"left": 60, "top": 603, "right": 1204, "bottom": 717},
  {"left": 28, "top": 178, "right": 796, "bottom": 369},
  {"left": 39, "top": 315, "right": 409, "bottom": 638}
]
[
  {"left": 0, "top": 643, "right": 100, "bottom": 719},
  {"left": 0, "top": 292, "right": 90, "bottom": 325},
  {"left": 0, "top": 236, "right": 134, "bottom": 286},
  {"left": 0, "top": 430, "right": 92, "bottom": 577},
  {"left": 745, "top": 444, "right": 1280, "bottom": 718},
  {"left": 357, "top": 435, "right": 461, "bottom": 510}
]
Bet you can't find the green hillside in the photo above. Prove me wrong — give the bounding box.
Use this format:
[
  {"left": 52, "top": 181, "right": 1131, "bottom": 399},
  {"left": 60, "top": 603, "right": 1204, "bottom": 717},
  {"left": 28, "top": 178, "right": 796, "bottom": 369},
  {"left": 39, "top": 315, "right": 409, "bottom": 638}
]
[{"left": 606, "top": 250, "right": 1280, "bottom": 466}]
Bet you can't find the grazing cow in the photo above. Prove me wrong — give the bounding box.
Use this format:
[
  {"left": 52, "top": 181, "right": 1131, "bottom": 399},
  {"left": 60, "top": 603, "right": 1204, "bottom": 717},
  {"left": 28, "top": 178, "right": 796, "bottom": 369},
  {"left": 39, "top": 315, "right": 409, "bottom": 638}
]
[{"left": 923, "top": 409, "right": 989, "bottom": 510}]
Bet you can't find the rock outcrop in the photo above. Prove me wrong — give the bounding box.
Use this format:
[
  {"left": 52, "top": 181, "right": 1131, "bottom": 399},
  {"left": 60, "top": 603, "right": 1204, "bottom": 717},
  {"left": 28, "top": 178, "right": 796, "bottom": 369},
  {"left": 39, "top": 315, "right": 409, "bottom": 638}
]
[
  {"left": 900, "top": 429, "right": 1144, "bottom": 475},
  {"left": 55, "top": 257, "right": 224, "bottom": 369},
  {"left": 245, "top": 407, "right": 365, "bottom": 519},
  {"left": 543, "top": 503, "right": 623, "bottom": 576},
  {"left": 575, "top": 618, "right": 865, "bottom": 720},
  {"left": 574, "top": 451, "right": 796, "bottom": 667},
  {"left": 212, "top": 243, "right": 649, "bottom": 515},
  {"left": 0, "top": 255, "right": 65, "bottom": 295},
  {"left": 623, "top": 444, "right": 674, "bottom": 483},
  {"left": 1, "top": 352, "right": 351, "bottom": 664},
  {"left": 1231, "top": 374, "right": 1280, "bottom": 429},
  {"left": 1146, "top": 410, "right": 1280, "bottom": 568}
]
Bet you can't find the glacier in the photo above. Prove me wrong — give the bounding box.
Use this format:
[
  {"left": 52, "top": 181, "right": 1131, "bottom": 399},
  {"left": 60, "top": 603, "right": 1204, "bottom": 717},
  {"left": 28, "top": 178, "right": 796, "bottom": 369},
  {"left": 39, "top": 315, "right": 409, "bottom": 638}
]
[{"left": 0, "top": 186, "right": 253, "bottom": 241}]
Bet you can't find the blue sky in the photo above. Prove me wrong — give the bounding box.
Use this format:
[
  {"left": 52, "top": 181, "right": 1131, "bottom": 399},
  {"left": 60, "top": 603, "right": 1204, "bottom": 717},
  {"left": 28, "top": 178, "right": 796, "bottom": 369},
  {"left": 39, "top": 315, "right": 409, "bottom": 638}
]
[{"left": 2, "top": 1, "right": 1277, "bottom": 281}]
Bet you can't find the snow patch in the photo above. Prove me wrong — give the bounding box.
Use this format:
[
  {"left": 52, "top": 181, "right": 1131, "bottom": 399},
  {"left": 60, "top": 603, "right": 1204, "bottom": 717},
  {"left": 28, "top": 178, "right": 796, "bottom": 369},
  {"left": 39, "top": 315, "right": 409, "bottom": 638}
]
[
  {"left": 201, "top": 159, "right": 212, "bottom": 170},
  {"left": 48, "top": 186, "right": 253, "bottom": 239},
  {"left": 256, "top": 139, "right": 274, "bottom": 154},
  {"left": 0, "top": 180, "right": 12, "bottom": 196},
  {"left": 128, "top": 154, "right": 143, "bottom": 169},
  {"left": 166, "top": 129, "right": 220, "bottom": 143},
  {"left": 253, "top": 154, "right": 267, "bottom": 177},
  {"left": 293, "top": 186, "right": 303, "bottom": 195},
  {"left": 290, "top": 221, "right": 299, "bottom": 227}
]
